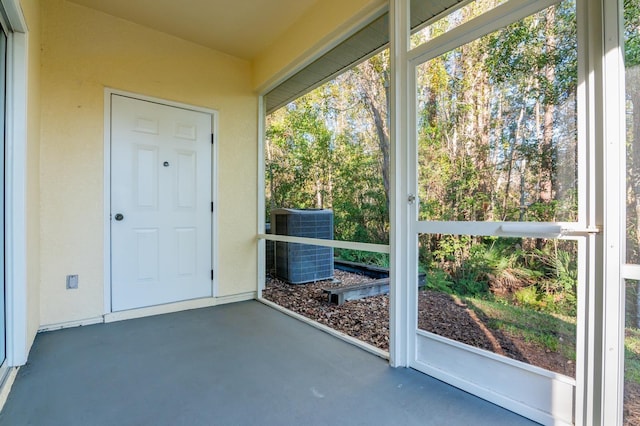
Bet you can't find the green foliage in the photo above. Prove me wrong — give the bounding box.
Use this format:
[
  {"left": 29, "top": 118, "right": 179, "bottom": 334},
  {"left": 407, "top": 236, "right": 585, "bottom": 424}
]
[
  {"left": 266, "top": 99, "right": 334, "bottom": 211},
  {"left": 468, "top": 296, "right": 576, "bottom": 357},
  {"left": 625, "top": 0, "right": 640, "bottom": 67},
  {"left": 453, "top": 250, "right": 491, "bottom": 296},
  {"left": 423, "top": 268, "right": 455, "bottom": 293},
  {"left": 625, "top": 327, "right": 640, "bottom": 384},
  {"left": 627, "top": 281, "right": 640, "bottom": 328},
  {"left": 419, "top": 235, "right": 578, "bottom": 315},
  {"left": 514, "top": 286, "right": 540, "bottom": 310},
  {"left": 523, "top": 242, "right": 578, "bottom": 316},
  {"left": 268, "top": 2, "right": 581, "bottom": 324},
  {"left": 417, "top": 2, "right": 578, "bottom": 224},
  {"left": 335, "top": 249, "right": 389, "bottom": 268},
  {"left": 266, "top": 59, "right": 390, "bottom": 245}
]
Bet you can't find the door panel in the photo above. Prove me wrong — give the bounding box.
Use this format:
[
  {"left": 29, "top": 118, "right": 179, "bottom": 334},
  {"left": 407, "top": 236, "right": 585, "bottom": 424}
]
[
  {"left": 135, "top": 228, "right": 159, "bottom": 281},
  {"left": 176, "top": 151, "right": 196, "bottom": 208},
  {"left": 176, "top": 227, "right": 197, "bottom": 276},
  {"left": 135, "top": 146, "right": 159, "bottom": 208},
  {"left": 111, "top": 95, "right": 212, "bottom": 311}
]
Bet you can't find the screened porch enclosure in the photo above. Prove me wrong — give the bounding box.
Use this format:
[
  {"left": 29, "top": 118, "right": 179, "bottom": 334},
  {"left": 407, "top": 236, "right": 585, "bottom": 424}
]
[
  {"left": 259, "top": 0, "right": 634, "bottom": 424},
  {"left": 0, "top": 0, "right": 631, "bottom": 425}
]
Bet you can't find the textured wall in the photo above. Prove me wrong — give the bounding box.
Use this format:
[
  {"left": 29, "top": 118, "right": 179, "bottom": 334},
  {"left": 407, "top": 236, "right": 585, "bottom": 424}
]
[
  {"left": 39, "top": 0, "right": 258, "bottom": 326},
  {"left": 252, "top": 0, "right": 385, "bottom": 91},
  {"left": 19, "top": 0, "right": 42, "bottom": 357}
]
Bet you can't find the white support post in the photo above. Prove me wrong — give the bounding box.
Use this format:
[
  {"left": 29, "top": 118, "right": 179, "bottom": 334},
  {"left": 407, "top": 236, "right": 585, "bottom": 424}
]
[
  {"left": 389, "top": 0, "right": 411, "bottom": 368},
  {"left": 257, "top": 96, "right": 266, "bottom": 298},
  {"left": 600, "top": 0, "right": 626, "bottom": 423},
  {"left": 575, "top": 0, "right": 606, "bottom": 422},
  {"left": 577, "top": 0, "right": 625, "bottom": 423}
]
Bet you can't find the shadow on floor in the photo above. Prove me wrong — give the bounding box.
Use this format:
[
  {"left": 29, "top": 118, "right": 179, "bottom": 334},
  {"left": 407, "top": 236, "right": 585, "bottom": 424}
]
[{"left": 0, "top": 301, "right": 538, "bottom": 426}]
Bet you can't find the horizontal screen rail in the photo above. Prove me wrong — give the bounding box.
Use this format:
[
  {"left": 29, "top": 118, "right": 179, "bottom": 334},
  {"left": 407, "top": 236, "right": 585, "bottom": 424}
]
[
  {"left": 257, "top": 234, "right": 390, "bottom": 254},
  {"left": 416, "top": 221, "right": 600, "bottom": 238},
  {"left": 622, "top": 264, "right": 640, "bottom": 280}
]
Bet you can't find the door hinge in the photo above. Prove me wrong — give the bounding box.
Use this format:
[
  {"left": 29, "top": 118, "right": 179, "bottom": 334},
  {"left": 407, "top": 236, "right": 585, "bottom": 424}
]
[
  {"left": 211, "top": 202, "right": 214, "bottom": 212},
  {"left": 211, "top": 269, "right": 214, "bottom": 280},
  {"left": 211, "top": 134, "right": 214, "bottom": 145}
]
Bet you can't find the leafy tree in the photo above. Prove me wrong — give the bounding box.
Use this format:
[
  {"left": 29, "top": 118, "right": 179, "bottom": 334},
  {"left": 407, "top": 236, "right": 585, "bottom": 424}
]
[
  {"left": 265, "top": 61, "right": 390, "bottom": 245},
  {"left": 266, "top": 0, "right": 580, "bottom": 316}
]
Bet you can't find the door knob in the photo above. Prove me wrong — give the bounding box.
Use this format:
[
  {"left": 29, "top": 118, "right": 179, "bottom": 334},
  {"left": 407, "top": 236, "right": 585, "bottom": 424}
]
[{"left": 114, "top": 213, "right": 124, "bottom": 221}]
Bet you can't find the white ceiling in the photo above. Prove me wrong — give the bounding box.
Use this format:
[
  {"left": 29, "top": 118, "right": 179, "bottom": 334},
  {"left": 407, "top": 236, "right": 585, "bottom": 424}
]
[{"left": 67, "top": 0, "right": 319, "bottom": 60}]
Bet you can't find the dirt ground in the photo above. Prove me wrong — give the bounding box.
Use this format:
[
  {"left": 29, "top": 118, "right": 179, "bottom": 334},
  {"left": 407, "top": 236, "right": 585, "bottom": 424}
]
[
  {"left": 263, "top": 270, "right": 639, "bottom": 425},
  {"left": 263, "top": 271, "right": 573, "bottom": 374}
]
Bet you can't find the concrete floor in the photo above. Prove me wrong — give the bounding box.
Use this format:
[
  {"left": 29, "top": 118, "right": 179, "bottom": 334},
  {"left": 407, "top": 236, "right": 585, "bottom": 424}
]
[{"left": 0, "top": 301, "right": 538, "bottom": 426}]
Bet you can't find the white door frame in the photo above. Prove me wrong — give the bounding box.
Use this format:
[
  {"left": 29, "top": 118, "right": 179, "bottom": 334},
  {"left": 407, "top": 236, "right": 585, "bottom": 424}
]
[{"left": 103, "top": 89, "right": 219, "bottom": 315}]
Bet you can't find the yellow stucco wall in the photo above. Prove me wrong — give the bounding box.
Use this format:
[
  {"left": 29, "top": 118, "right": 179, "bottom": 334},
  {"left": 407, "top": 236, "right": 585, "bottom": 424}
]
[
  {"left": 21, "top": 0, "right": 42, "bottom": 349},
  {"left": 252, "top": 0, "right": 385, "bottom": 91},
  {"left": 39, "top": 0, "right": 257, "bottom": 326}
]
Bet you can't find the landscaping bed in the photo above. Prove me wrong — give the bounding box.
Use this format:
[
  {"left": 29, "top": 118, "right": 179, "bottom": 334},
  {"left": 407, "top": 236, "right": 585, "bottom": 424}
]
[
  {"left": 263, "top": 270, "right": 574, "bottom": 374},
  {"left": 263, "top": 270, "right": 640, "bottom": 425}
]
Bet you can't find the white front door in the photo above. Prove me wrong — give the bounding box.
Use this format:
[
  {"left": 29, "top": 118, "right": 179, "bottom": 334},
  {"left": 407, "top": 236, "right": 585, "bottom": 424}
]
[{"left": 110, "top": 94, "right": 212, "bottom": 312}]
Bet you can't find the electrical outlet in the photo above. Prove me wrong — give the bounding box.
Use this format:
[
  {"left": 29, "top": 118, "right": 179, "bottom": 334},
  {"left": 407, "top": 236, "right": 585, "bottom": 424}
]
[{"left": 66, "top": 275, "right": 78, "bottom": 289}]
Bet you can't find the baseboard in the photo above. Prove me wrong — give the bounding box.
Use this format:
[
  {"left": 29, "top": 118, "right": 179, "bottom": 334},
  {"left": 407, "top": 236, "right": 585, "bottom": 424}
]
[
  {"left": 104, "top": 297, "right": 217, "bottom": 323},
  {"left": 38, "top": 316, "right": 105, "bottom": 333},
  {"left": 104, "top": 292, "right": 256, "bottom": 323},
  {"left": 37, "top": 292, "right": 258, "bottom": 330},
  {"left": 214, "top": 291, "right": 256, "bottom": 305}
]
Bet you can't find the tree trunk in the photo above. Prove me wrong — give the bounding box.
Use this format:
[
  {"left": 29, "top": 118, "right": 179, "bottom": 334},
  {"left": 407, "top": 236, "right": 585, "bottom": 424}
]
[
  {"left": 540, "top": 6, "right": 557, "bottom": 207},
  {"left": 626, "top": 65, "right": 640, "bottom": 327},
  {"left": 359, "top": 59, "right": 391, "bottom": 213},
  {"left": 503, "top": 105, "right": 526, "bottom": 220}
]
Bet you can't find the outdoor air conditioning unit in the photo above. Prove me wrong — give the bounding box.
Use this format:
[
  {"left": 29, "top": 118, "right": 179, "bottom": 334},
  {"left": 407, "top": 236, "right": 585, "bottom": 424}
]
[
  {"left": 265, "top": 222, "right": 275, "bottom": 276},
  {"left": 271, "top": 208, "right": 334, "bottom": 284}
]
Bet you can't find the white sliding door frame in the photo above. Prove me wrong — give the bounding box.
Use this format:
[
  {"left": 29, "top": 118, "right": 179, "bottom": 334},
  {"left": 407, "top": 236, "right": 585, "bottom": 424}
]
[{"left": 2, "top": 0, "right": 29, "bottom": 368}]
